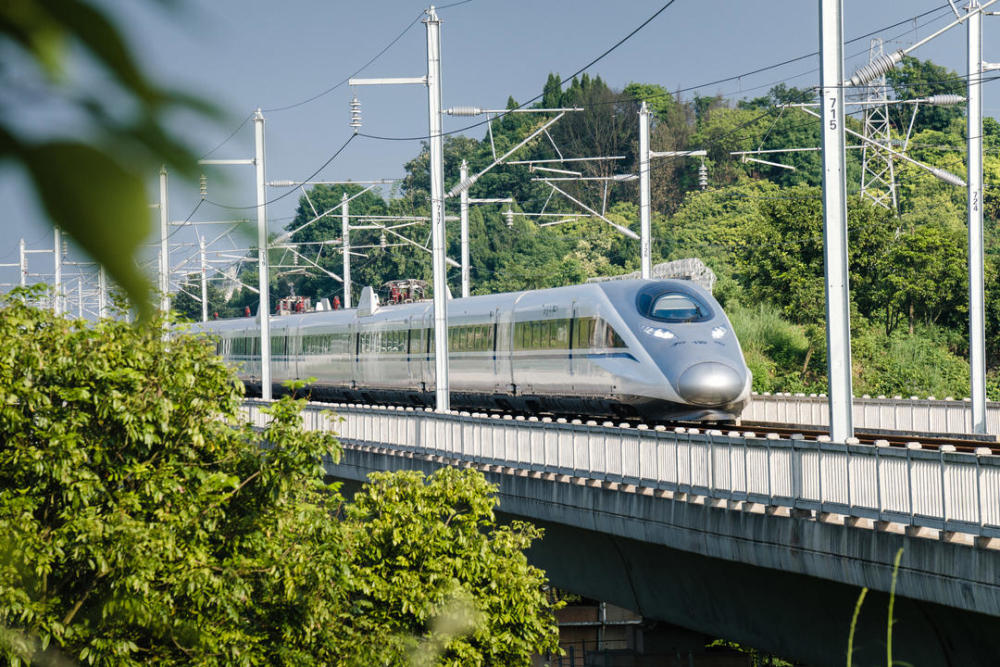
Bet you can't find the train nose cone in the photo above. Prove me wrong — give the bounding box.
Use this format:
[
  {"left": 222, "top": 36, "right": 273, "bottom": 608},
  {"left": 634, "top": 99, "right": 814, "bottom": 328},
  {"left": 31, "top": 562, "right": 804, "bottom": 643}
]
[{"left": 676, "top": 362, "right": 744, "bottom": 406}]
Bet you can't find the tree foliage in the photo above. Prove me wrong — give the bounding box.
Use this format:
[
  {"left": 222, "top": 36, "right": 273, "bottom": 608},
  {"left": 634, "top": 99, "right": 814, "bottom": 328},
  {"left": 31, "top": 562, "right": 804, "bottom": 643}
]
[
  {"left": 0, "top": 294, "right": 559, "bottom": 665},
  {"left": 341, "top": 468, "right": 560, "bottom": 665}
]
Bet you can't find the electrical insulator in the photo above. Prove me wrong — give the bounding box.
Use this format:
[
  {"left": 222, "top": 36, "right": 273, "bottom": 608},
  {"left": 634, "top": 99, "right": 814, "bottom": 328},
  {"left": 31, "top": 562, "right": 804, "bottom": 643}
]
[
  {"left": 350, "top": 96, "right": 362, "bottom": 133},
  {"left": 698, "top": 161, "right": 708, "bottom": 190},
  {"left": 199, "top": 174, "right": 207, "bottom": 200},
  {"left": 926, "top": 94, "right": 964, "bottom": 106},
  {"left": 504, "top": 209, "right": 514, "bottom": 228},
  {"left": 379, "top": 232, "right": 387, "bottom": 249},
  {"left": 446, "top": 106, "right": 483, "bottom": 116}
]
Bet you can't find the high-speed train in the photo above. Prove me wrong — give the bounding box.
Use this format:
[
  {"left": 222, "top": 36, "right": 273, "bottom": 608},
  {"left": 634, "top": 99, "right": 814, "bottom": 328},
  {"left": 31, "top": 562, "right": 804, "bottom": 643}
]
[{"left": 193, "top": 279, "right": 752, "bottom": 422}]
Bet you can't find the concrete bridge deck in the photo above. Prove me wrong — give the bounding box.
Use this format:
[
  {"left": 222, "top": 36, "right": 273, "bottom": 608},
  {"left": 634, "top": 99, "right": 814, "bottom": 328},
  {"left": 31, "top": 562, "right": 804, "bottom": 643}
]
[{"left": 243, "top": 400, "right": 1000, "bottom": 665}]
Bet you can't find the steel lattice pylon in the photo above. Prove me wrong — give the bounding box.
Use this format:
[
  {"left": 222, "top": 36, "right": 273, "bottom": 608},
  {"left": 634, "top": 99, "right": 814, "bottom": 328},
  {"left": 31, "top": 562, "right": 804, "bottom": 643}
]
[{"left": 859, "top": 38, "right": 898, "bottom": 213}]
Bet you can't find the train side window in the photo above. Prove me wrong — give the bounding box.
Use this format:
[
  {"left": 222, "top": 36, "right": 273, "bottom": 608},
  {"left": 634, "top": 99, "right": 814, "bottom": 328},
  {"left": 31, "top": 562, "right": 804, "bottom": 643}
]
[
  {"left": 572, "top": 317, "right": 595, "bottom": 349},
  {"left": 596, "top": 319, "right": 627, "bottom": 349},
  {"left": 552, "top": 318, "right": 570, "bottom": 350}
]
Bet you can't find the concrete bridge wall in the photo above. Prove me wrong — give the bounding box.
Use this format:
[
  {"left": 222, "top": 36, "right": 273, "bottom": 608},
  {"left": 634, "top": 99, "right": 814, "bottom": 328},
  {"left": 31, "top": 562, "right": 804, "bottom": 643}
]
[{"left": 331, "top": 442, "right": 1000, "bottom": 667}]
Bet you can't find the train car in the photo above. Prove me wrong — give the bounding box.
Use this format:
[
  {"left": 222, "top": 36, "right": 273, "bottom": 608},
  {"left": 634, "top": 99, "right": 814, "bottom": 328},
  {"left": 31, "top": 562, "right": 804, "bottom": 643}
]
[{"left": 193, "top": 279, "right": 751, "bottom": 422}]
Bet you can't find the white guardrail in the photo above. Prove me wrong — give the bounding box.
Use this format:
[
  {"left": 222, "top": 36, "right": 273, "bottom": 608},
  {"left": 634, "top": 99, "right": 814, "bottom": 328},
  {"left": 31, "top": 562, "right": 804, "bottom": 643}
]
[
  {"left": 242, "top": 400, "right": 1000, "bottom": 540},
  {"left": 744, "top": 392, "right": 1000, "bottom": 435}
]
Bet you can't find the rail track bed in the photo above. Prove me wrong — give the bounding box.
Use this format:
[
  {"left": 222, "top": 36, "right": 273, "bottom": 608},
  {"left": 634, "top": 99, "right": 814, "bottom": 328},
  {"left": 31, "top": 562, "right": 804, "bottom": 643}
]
[{"left": 683, "top": 419, "right": 999, "bottom": 454}]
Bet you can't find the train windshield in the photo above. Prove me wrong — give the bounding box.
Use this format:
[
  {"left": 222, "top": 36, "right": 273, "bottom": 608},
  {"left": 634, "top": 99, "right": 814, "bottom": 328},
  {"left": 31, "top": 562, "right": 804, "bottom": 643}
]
[{"left": 648, "top": 293, "right": 710, "bottom": 323}]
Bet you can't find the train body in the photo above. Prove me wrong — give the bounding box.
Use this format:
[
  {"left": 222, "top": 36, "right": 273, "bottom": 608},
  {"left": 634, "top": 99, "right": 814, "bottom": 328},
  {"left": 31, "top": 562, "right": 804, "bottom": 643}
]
[{"left": 193, "top": 279, "right": 751, "bottom": 422}]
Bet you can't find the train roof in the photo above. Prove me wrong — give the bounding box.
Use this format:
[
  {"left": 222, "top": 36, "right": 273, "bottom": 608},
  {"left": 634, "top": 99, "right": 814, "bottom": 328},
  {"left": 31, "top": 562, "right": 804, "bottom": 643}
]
[{"left": 188, "top": 278, "right": 709, "bottom": 334}]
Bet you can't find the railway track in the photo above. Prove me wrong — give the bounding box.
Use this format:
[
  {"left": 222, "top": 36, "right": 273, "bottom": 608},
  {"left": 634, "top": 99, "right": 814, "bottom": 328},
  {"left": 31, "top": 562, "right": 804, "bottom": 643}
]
[
  {"left": 724, "top": 420, "right": 998, "bottom": 454},
  {"left": 292, "top": 396, "right": 999, "bottom": 455}
]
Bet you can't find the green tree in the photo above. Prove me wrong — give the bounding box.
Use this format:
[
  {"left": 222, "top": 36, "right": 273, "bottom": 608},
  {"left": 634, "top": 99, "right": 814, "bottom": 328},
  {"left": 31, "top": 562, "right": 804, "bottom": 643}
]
[
  {"left": 884, "top": 220, "right": 968, "bottom": 334},
  {"left": 339, "top": 468, "right": 561, "bottom": 665},
  {"left": 0, "top": 293, "right": 348, "bottom": 664},
  {"left": 736, "top": 186, "right": 895, "bottom": 325},
  {"left": 0, "top": 294, "right": 561, "bottom": 664}
]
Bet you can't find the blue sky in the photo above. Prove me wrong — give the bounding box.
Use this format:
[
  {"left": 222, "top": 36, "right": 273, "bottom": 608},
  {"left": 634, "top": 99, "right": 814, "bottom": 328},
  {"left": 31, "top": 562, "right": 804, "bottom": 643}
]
[{"left": 0, "top": 0, "right": 993, "bottom": 287}]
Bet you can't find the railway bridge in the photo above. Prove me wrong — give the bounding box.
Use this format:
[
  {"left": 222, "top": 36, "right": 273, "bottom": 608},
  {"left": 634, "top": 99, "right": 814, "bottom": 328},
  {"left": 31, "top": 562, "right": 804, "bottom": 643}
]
[{"left": 243, "top": 398, "right": 1000, "bottom": 666}]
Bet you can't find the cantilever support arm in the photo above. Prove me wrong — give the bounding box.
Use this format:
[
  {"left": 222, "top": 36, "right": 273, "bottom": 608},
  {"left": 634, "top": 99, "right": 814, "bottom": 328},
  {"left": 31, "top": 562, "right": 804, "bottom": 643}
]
[
  {"left": 541, "top": 180, "right": 640, "bottom": 240},
  {"left": 447, "top": 113, "right": 567, "bottom": 197}
]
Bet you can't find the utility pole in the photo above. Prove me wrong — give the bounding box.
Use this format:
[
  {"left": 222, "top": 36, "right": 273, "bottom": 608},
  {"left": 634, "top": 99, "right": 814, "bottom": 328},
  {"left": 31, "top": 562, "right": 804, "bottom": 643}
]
[
  {"left": 460, "top": 160, "right": 470, "bottom": 297},
  {"left": 819, "top": 0, "right": 854, "bottom": 442},
  {"left": 253, "top": 109, "right": 272, "bottom": 401},
  {"left": 349, "top": 5, "right": 449, "bottom": 411},
  {"left": 200, "top": 109, "right": 272, "bottom": 399},
  {"left": 342, "top": 192, "right": 351, "bottom": 308},
  {"left": 457, "top": 166, "right": 512, "bottom": 296},
  {"left": 638, "top": 102, "right": 652, "bottom": 279},
  {"left": 199, "top": 235, "right": 209, "bottom": 323},
  {"left": 425, "top": 6, "right": 449, "bottom": 412},
  {"left": 19, "top": 238, "right": 26, "bottom": 288},
  {"left": 53, "top": 227, "right": 62, "bottom": 314},
  {"left": 845, "top": 0, "right": 996, "bottom": 434},
  {"left": 159, "top": 166, "right": 170, "bottom": 313},
  {"left": 98, "top": 266, "right": 107, "bottom": 319},
  {"left": 968, "top": 0, "right": 987, "bottom": 432},
  {"left": 638, "top": 105, "right": 706, "bottom": 279}
]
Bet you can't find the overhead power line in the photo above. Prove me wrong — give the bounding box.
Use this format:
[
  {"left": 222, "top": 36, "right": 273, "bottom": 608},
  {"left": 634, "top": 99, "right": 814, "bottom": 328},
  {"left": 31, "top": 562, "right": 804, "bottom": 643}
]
[
  {"left": 359, "top": 0, "right": 681, "bottom": 141},
  {"left": 360, "top": 3, "right": 958, "bottom": 142}
]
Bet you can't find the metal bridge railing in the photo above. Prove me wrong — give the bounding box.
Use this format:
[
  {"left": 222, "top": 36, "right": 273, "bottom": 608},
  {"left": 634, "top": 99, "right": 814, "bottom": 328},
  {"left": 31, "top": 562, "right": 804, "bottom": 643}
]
[
  {"left": 241, "top": 400, "right": 1000, "bottom": 540},
  {"left": 743, "top": 392, "right": 1000, "bottom": 434}
]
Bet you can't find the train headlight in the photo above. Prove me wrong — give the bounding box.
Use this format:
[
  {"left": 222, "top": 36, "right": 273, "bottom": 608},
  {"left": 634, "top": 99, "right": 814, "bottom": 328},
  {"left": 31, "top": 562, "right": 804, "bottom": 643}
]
[
  {"left": 711, "top": 326, "right": 727, "bottom": 340},
  {"left": 642, "top": 325, "right": 675, "bottom": 340}
]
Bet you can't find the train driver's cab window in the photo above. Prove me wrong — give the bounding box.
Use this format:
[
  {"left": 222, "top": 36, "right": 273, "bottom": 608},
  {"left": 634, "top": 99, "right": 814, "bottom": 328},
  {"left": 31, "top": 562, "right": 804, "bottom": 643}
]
[{"left": 647, "top": 293, "right": 709, "bottom": 323}]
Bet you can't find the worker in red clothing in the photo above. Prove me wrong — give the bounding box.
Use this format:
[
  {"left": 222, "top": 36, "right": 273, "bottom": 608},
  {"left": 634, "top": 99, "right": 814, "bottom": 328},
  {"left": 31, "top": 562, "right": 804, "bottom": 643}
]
[
  {"left": 244, "top": 305, "right": 251, "bottom": 317},
  {"left": 332, "top": 296, "right": 341, "bottom": 310}
]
